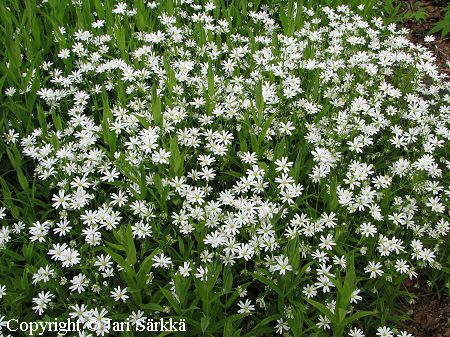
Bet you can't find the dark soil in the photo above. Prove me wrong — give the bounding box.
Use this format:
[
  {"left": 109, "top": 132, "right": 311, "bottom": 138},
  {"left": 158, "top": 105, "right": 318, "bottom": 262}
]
[
  {"left": 399, "top": 2, "right": 450, "bottom": 331},
  {"left": 400, "top": 279, "right": 450, "bottom": 337},
  {"left": 401, "top": 0, "right": 450, "bottom": 76}
]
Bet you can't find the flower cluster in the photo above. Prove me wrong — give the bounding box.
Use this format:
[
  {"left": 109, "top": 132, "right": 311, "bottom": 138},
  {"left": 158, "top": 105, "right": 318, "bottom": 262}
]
[{"left": 1, "top": 1, "right": 449, "bottom": 336}]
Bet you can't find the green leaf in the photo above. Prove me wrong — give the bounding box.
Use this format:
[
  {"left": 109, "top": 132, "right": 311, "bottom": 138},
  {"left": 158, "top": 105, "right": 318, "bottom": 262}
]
[
  {"left": 1, "top": 249, "right": 25, "bottom": 261},
  {"left": 136, "top": 249, "right": 159, "bottom": 288},
  {"left": 160, "top": 287, "right": 181, "bottom": 315},
  {"left": 140, "top": 303, "right": 164, "bottom": 312},
  {"left": 124, "top": 224, "right": 137, "bottom": 266},
  {"left": 169, "top": 135, "right": 183, "bottom": 176},
  {"left": 304, "top": 298, "right": 334, "bottom": 321},
  {"left": 201, "top": 315, "right": 210, "bottom": 333},
  {"left": 101, "top": 91, "right": 116, "bottom": 154},
  {"left": 329, "top": 175, "right": 338, "bottom": 211},
  {"left": 214, "top": 313, "right": 248, "bottom": 333},
  {"left": 207, "top": 60, "right": 215, "bottom": 100},
  {"left": 255, "top": 80, "right": 264, "bottom": 123},
  {"left": 257, "top": 113, "right": 276, "bottom": 145},
  {"left": 252, "top": 271, "right": 281, "bottom": 294},
  {"left": 102, "top": 247, "right": 136, "bottom": 288},
  {"left": 51, "top": 110, "right": 63, "bottom": 131},
  {"left": 243, "top": 314, "right": 280, "bottom": 337},
  {"left": 223, "top": 266, "right": 233, "bottom": 292},
  {"left": 152, "top": 92, "right": 163, "bottom": 126},
  {"left": 342, "top": 310, "right": 377, "bottom": 326}
]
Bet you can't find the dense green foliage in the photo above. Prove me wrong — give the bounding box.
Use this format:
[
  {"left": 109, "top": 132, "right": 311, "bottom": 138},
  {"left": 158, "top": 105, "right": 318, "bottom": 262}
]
[{"left": 0, "top": 1, "right": 448, "bottom": 337}]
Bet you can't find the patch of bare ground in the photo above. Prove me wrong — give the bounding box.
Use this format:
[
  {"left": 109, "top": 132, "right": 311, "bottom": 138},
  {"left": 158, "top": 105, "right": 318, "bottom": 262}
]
[
  {"left": 401, "top": 0, "right": 449, "bottom": 76},
  {"left": 399, "top": 279, "right": 450, "bottom": 337}
]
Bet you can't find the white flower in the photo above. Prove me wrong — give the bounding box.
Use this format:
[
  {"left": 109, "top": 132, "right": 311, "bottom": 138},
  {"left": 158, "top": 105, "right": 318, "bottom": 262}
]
[
  {"left": 365, "top": 261, "right": 384, "bottom": 278},
  {"left": 128, "top": 310, "right": 146, "bottom": 326},
  {"left": 32, "top": 291, "right": 53, "bottom": 315},
  {"left": 110, "top": 286, "right": 129, "bottom": 302},
  {"left": 348, "top": 327, "right": 365, "bottom": 337},
  {"left": 152, "top": 253, "right": 172, "bottom": 268},
  {"left": 272, "top": 255, "right": 292, "bottom": 275},
  {"left": 274, "top": 157, "right": 293, "bottom": 173},
  {"left": 4, "top": 87, "right": 16, "bottom": 97},
  {"left": 237, "top": 299, "right": 254, "bottom": 314},
  {"left": 302, "top": 284, "right": 317, "bottom": 299},
  {"left": 319, "top": 234, "right": 336, "bottom": 250},
  {"left": 194, "top": 266, "right": 208, "bottom": 281},
  {"left": 58, "top": 49, "right": 70, "bottom": 59},
  {"left": 92, "top": 20, "right": 105, "bottom": 29},
  {"left": 316, "top": 314, "right": 331, "bottom": 330},
  {"left": 395, "top": 259, "right": 410, "bottom": 274},
  {"left": 178, "top": 261, "right": 192, "bottom": 277},
  {"left": 360, "top": 222, "right": 377, "bottom": 237},
  {"left": 376, "top": 326, "right": 393, "bottom": 337},
  {"left": 69, "top": 273, "right": 89, "bottom": 293},
  {"left": 275, "top": 318, "right": 290, "bottom": 334},
  {"left": 112, "top": 2, "right": 127, "bottom": 15}
]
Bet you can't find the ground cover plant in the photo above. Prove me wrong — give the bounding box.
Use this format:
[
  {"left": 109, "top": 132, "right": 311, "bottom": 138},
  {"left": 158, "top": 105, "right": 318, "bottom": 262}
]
[
  {"left": 390, "top": 0, "right": 450, "bottom": 77},
  {"left": 0, "top": 0, "right": 449, "bottom": 336}
]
